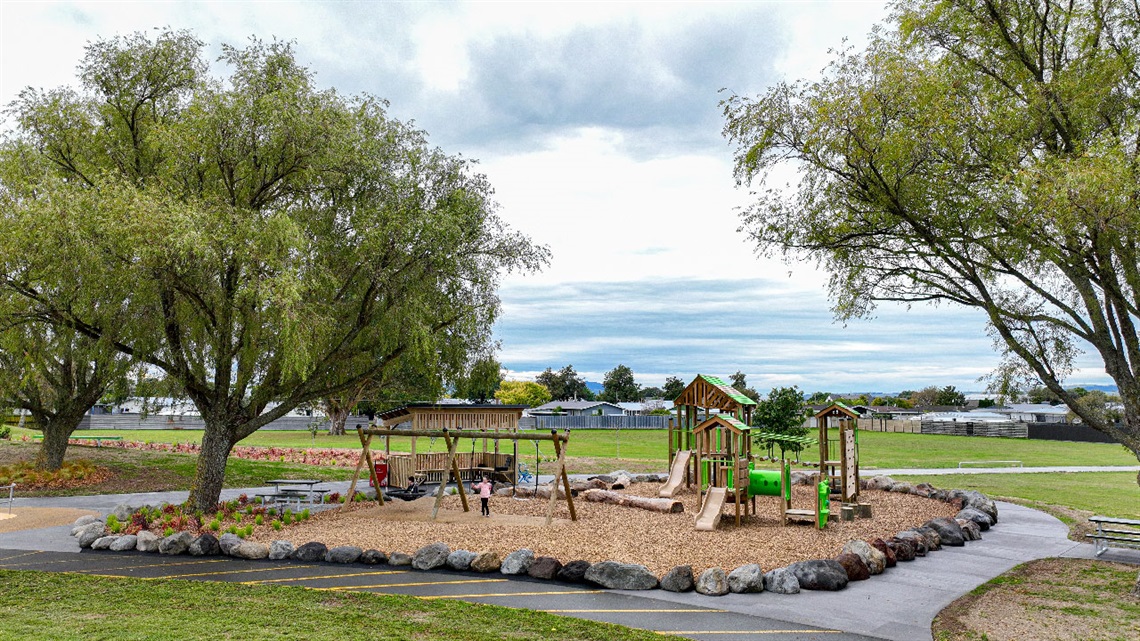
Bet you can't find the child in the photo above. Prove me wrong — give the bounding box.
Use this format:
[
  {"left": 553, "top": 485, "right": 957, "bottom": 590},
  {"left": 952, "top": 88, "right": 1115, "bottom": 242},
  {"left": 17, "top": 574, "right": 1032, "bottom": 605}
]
[{"left": 472, "top": 475, "right": 493, "bottom": 517}]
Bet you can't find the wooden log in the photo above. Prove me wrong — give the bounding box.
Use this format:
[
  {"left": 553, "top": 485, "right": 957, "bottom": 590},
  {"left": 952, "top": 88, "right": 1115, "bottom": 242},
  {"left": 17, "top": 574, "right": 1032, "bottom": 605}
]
[{"left": 583, "top": 489, "right": 684, "bottom": 514}]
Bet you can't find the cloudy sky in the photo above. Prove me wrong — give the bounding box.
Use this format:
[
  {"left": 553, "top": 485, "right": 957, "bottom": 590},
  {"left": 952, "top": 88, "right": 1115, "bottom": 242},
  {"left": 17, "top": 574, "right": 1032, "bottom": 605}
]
[{"left": 0, "top": 1, "right": 1114, "bottom": 393}]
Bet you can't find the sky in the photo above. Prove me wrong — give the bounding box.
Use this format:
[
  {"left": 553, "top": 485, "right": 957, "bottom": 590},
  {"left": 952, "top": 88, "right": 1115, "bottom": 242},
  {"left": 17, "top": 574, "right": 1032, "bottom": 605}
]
[{"left": 0, "top": 1, "right": 1115, "bottom": 393}]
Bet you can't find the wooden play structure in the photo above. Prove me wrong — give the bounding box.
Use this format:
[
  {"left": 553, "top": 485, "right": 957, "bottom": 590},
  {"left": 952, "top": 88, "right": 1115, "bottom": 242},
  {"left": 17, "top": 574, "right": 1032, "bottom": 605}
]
[
  {"left": 344, "top": 403, "right": 577, "bottom": 526},
  {"left": 664, "top": 374, "right": 756, "bottom": 498},
  {"left": 692, "top": 414, "right": 754, "bottom": 530},
  {"left": 813, "top": 403, "right": 861, "bottom": 504}
]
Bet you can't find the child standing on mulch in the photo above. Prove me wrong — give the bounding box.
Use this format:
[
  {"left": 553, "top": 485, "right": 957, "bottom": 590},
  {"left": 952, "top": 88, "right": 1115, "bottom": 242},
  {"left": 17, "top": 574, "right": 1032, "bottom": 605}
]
[{"left": 472, "top": 476, "right": 493, "bottom": 517}]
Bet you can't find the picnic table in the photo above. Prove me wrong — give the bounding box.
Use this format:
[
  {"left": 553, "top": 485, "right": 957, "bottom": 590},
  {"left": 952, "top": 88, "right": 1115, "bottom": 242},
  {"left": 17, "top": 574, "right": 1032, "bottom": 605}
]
[
  {"left": 257, "top": 479, "right": 329, "bottom": 509},
  {"left": 1087, "top": 516, "right": 1140, "bottom": 556}
]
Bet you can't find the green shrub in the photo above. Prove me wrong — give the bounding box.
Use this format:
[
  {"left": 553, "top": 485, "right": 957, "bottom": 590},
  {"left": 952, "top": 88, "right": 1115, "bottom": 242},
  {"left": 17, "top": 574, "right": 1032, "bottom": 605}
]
[
  {"left": 163, "top": 526, "right": 174, "bottom": 537},
  {"left": 271, "top": 519, "right": 282, "bottom": 531},
  {"left": 254, "top": 514, "right": 263, "bottom": 526},
  {"left": 105, "top": 514, "right": 121, "bottom": 534},
  {"left": 300, "top": 508, "right": 310, "bottom": 521},
  {"left": 0, "top": 425, "right": 10, "bottom": 440}
]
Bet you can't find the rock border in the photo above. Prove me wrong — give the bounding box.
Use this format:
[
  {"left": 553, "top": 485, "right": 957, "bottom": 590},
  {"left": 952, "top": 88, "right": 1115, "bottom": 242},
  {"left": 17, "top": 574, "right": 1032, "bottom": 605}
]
[{"left": 69, "top": 474, "right": 997, "bottom": 596}]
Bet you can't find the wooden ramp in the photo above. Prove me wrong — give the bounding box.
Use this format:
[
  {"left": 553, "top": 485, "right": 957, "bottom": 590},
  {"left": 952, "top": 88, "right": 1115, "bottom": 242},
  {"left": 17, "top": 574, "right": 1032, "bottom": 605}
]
[
  {"left": 695, "top": 486, "right": 727, "bottom": 531},
  {"left": 658, "top": 450, "right": 692, "bottom": 498}
]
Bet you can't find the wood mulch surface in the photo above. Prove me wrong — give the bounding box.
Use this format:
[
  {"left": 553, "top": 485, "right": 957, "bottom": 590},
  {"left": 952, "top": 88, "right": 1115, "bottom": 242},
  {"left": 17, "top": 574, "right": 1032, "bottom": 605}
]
[
  {"left": 0, "top": 507, "right": 101, "bottom": 533},
  {"left": 253, "top": 483, "right": 956, "bottom": 575}
]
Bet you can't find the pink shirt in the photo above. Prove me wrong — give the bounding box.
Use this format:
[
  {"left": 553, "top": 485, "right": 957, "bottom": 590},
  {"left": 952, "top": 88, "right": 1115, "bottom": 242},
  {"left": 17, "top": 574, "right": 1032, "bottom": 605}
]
[{"left": 473, "top": 481, "right": 492, "bottom": 498}]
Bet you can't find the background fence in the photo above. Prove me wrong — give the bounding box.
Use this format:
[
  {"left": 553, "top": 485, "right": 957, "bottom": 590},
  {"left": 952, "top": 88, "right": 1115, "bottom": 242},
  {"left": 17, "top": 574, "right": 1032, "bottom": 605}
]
[
  {"left": 920, "top": 420, "right": 1028, "bottom": 438},
  {"left": 77, "top": 414, "right": 371, "bottom": 431},
  {"left": 519, "top": 415, "right": 670, "bottom": 430}
]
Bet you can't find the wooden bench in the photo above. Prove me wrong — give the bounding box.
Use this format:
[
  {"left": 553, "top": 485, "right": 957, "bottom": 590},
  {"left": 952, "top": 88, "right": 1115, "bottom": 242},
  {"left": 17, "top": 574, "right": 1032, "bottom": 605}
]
[{"left": 1087, "top": 516, "right": 1140, "bottom": 556}]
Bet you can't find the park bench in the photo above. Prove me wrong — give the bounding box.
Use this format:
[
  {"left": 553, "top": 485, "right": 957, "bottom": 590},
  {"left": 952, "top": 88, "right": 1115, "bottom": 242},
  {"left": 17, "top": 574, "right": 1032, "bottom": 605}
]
[
  {"left": 1086, "top": 516, "right": 1140, "bottom": 556},
  {"left": 33, "top": 435, "right": 123, "bottom": 447}
]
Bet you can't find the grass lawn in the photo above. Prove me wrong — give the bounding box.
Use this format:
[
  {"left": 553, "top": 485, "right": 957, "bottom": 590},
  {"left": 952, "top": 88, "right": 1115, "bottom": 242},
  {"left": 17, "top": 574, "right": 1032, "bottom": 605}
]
[
  {"left": 856, "top": 431, "right": 1138, "bottom": 469},
  {"left": 0, "top": 570, "right": 669, "bottom": 641},
  {"left": 896, "top": 471, "right": 1140, "bottom": 519}
]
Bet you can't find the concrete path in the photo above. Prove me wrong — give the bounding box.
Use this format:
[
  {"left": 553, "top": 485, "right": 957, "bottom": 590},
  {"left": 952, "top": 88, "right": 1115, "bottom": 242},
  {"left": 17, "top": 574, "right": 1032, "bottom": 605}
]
[{"left": 2, "top": 486, "right": 1138, "bottom": 641}]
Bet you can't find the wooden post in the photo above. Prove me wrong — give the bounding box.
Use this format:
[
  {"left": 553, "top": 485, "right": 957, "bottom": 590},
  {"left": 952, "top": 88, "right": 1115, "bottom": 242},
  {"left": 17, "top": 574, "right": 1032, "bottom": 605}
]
[
  {"left": 345, "top": 428, "right": 384, "bottom": 511},
  {"left": 551, "top": 429, "right": 577, "bottom": 522},
  {"left": 432, "top": 431, "right": 466, "bottom": 520},
  {"left": 545, "top": 430, "right": 575, "bottom": 525},
  {"left": 450, "top": 433, "right": 470, "bottom": 514}
]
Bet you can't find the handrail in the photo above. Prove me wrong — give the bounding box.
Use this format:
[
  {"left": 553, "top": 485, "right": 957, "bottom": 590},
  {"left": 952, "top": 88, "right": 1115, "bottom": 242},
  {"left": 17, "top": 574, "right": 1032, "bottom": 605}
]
[{"left": 2, "top": 483, "right": 14, "bottom": 514}]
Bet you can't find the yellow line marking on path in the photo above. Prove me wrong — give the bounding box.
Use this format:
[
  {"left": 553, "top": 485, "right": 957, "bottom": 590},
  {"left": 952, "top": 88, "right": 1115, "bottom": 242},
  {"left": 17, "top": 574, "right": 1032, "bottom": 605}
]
[
  {"left": 322, "top": 579, "right": 507, "bottom": 591},
  {"left": 421, "top": 590, "right": 604, "bottom": 600},
  {"left": 0, "top": 551, "right": 46, "bottom": 565},
  {"left": 546, "top": 609, "right": 726, "bottom": 613},
  {"left": 656, "top": 630, "right": 841, "bottom": 635},
  {"left": 161, "top": 565, "right": 313, "bottom": 579},
  {"left": 73, "top": 558, "right": 230, "bottom": 573},
  {"left": 241, "top": 570, "right": 406, "bottom": 585}
]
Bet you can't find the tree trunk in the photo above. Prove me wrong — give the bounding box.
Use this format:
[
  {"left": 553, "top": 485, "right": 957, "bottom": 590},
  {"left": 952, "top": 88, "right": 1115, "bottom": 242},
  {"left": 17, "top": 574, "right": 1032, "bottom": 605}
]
[
  {"left": 583, "top": 489, "right": 684, "bottom": 513},
  {"left": 328, "top": 408, "right": 349, "bottom": 436},
  {"left": 34, "top": 423, "right": 71, "bottom": 471},
  {"left": 187, "top": 427, "right": 235, "bottom": 512}
]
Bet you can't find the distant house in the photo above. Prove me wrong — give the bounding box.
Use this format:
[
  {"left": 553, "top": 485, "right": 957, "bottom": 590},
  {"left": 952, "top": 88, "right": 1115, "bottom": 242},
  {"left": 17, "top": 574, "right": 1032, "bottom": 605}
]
[
  {"left": 530, "top": 400, "right": 625, "bottom": 416},
  {"left": 616, "top": 400, "right": 674, "bottom": 416},
  {"left": 993, "top": 403, "right": 1071, "bottom": 423}
]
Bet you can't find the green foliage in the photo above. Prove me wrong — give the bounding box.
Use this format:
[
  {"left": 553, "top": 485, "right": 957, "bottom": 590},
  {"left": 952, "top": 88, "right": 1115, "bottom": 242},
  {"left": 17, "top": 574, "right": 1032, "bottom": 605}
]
[
  {"left": 752, "top": 386, "right": 809, "bottom": 456},
  {"left": 452, "top": 357, "right": 503, "bottom": 403},
  {"left": 598, "top": 364, "right": 640, "bottom": 403},
  {"left": 0, "top": 426, "right": 9, "bottom": 440},
  {"left": 106, "top": 514, "right": 121, "bottom": 534},
  {"left": 662, "top": 376, "right": 685, "bottom": 401},
  {"left": 254, "top": 514, "right": 263, "bottom": 526},
  {"left": 163, "top": 527, "right": 174, "bottom": 537},
  {"left": 728, "top": 372, "right": 760, "bottom": 403},
  {"left": 536, "top": 365, "right": 594, "bottom": 401},
  {"left": 493, "top": 381, "right": 552, "bottom": 407},
  {"left": 272, "top": 519, "right": 283, "bottom": 531},
  {"left": 0, "top": 29, "right": 548, "bottom": 510},
  {"left": 722, "top": 0, "right": 1140, "bottom": 469},
  {"left": 209, "top": 519, "right": 220, "bottom": 532}
]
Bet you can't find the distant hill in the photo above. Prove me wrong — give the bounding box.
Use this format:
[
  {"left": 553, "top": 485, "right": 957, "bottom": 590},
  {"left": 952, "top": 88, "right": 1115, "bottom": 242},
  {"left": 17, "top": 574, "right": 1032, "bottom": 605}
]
[{"left": 586, "top": 381, "right": 603, "bottom": 394}]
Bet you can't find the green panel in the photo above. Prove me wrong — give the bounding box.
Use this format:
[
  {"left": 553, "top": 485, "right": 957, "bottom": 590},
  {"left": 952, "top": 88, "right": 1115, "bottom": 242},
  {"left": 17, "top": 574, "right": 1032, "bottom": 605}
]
[{"left": 749, "top": 468, "right": 783, "bottom": 497}]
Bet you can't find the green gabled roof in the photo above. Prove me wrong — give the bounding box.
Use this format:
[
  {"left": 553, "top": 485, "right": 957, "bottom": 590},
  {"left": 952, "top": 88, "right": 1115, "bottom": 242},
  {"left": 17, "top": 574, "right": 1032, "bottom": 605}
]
[
  {"left": 699, "top": 374, "right": 758, "bottom": 406},
  {"left": 723, "top": 416, "right": 751, "bottom": 432},
  {"left": 752, "top": 430, "right": 817, "bottom": 446}
]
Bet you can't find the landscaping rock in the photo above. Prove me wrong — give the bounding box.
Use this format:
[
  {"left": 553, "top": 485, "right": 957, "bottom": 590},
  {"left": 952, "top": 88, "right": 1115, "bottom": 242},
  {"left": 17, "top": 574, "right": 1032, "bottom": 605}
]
[
  {"left": 835, "top": 553, "right": 871, "bottom": 581},
  {"left": 91, "top": 536, "right": 117, "bottom": 550},
  {"left": 843, "top": 540, "right": 886, "bottom": 575},
  {"left": 893, "top": 532, "right": 928, "bottom": 556},
  {"left": 231, "top": 541, "right": 269, "bottom": 560},
  {"left": 110, "top": 504, "right": 134, "bottom": 523},
  {"left": 189, "top": 533, "right": 221, "bottom": 556},
  {"left": 727, "top": 564, "right": 764, "bottom": 593},
  {"left": 585, "top": 561, "right": 658, "bottom": 590},
  {"left": 500, "top": 549, "right": 535, "bottom": 575},
  {"left": 659, "top": 565, "right": 694, "bottom": 592},
  {"left": 956, "top": 507, "right": 993, "bottom": 530},
  {"left": 789, "top": 560, "right": 849, "bottom": 591},
  {"left": 75, "top": 522, "right": 106, "bottom": 549},
  {"left": 412, "top": 542, "right": 450, "bottom": 570},
  {"left": 886, "top": 537, "right": 916, "bottom": 561},
  {"left": 588, "top": 474, "right": 616, "bottom": 484},
  {"left": 360, "top": 549, "right": 387, "bottom": 565},
  {"left": 528, "top": 556, "right": 563, "bottom": 580},
  {"left": 556, "top": 560, "right": 591, "bottom": 583},
  {"left": 869, "top": 538, "right": 897, "bottom": 568},
  {"left": 71, "top": 515, "right": 102, "bottom": 533},
  {"left": 219, "top": 533, "right": 243, "bottom": 556},
  {"left": 388, "top": 552, "right": 412, "bottom": 566},
  {"left": 962, "top": 490, "right": 998, "bottom": 523},
  {"left": 470, "top": 551, "right": 500, "bottom": 573},
  {"left": 913, "top": 526, "right": 943, "bottom": 550},
  {"left": 269, "top": 540, "right": 295, "bottom": 560},
  {"left": 865, "top": 475, "right": 896, "bottom": 491},
  {"left": 292, "top": 541, "right": 329, "bottom": 562},
  {"left": 109, "top": 535, "right": 138, "bottom": 552},
  {"left": 763, "top": 567, "right": 800, "bottom": 594},
  {"left": 956, "top": 518, "right": 982, "bottom": 541},
  {"left": 888, "top": 481, "right": 914, "bottom": 494},
  {"left": 923, "top": 518, "right": 966, "bottom": 547},
  {"left": 695, "top": 567, "right": 729, "bottom": 596},
  {"left": 135, "top": 530, "right": 160, "bottom": 553},
  {"left": 446, "top": 550, "right": 476, "bottom": 571},
  {"left": 327, "top": 545, "right": 363, "bottom": 564},
  {"left": 158, "top": 531, "right": 193, "bottom": 555}
]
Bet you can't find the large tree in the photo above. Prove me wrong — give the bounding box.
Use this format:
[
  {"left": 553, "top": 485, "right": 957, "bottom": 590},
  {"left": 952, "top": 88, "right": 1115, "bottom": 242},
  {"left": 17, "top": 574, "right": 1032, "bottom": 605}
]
[
  {"left": 452, "top": 356, "right": 503, "bottom": 403},
  {"left": 493, "top": 381, "right": 552, "bottom": 407},
  {"left": 535, "top": 364, "right": 593, "bottom": 401},
  {"left": 0, "top": 31, "right": 546, "bottom": 510},
  {"left": 723, "top": 0, "right": 1140, "bottom": 481},
  {"left": 599, "top": 364, "right": 640, "bottom": 402},
  {"left": 752, "top": 386, "right": 810, "bottom": 457}
]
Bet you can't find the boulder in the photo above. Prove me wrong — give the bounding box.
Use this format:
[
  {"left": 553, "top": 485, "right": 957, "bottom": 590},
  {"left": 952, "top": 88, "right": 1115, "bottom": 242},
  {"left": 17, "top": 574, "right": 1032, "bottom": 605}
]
[
  {"left": 189, "top": 533, "right": 221, "bottom": 556},
  {"left": 913, "top": 526, "right": 943, "bottom": 550},
  {"left": 135, "top": 530, "right": 160, "bottom": 553},
  {"left": 469, "top": 551, "right": 500, "bottom": 573},
  {"left": 360, "top": 549, "right": 387, "bottom": 565},
  {"left": 893, "top": 532, "right": 928, "bottom": 556},
  {"left": 109, "top": 535, "right": 138, "bottom": 552},
  {"left": 888, "top": 481, "right": 914, "bottom": 494},
  {"left": 584, "top": 561, "right": 658, "bottom": 590},
  {"left": 527, "top": 556, "right": 563, "bottom": 580},
  {"left": 71, "top": 515, "right": 103, "bottom": 533},
  {"left": 962, "top": 490, "right": 998, "bottom": 523},
  {"left": 694, "top": 567, "right": 729, "bottom": 596},
  {"left": 956, "top": 519, "right": 982, "bottom": 541},
  {"left": 659, "top": 565, "right": 695, "bottom": 593},
  {"left": 556, "top": 560, "right": 591, "bottom": 583},
  {"left": 913, "top": 482, "right": 938, "bottom": 497},
  {"left": 789, "top": 560, "right": 849, "bottom": 591},
  {"left": 91, "top": 536, "right": 117, "bottom": 550},
  {"left": 158, "top": 531, "right": 193, "bottom": 556},
  {"left": 869, "top": 538, "right": 897, "bottom": 568},
  {"left": 219, "top": 533, "right": 243, "bottom": 556},
  {"left": 923, "top": 518, "right": 966, "bottom": 547},
  {"left": 835, "top": 552, "right": 871, "bottom": 581},
  {"left": 446, "top": 550, "right": 476, "bottom": 571},
  {"left": 412, "top": 542, "right": 450, "bottom": 570},
  {"left": 75, "top": 522, "right": 107, "bottom": 549},
  {"left": 110, "top": 504, "right": 134, "bottom": 523},
  {"left": 327, "top": 545, "right": 363, "bottom": 564},
  {"left": 886, "top": 537, "right": 917, "bottom": 561},
  {"left": 588, "top": 474, "right": 616, "bottom": 484},
  {"left": 842, "top": 540, "right": 886, "bottom": 575},
  {"left": 292, "top": 541, "right": 329, "bottom": 563},
  {"left": 269, "top": 540, "right": 295, "bottom": 560},
  {"left": 763, "top": 567, "right": 800, "bottom": 594},
  {"left": 500, "top": 549, "right": 535, "bottom": 575},
  {"left": 727, "top": 564, "right": 764, "bottom": 593},
  {"left": 865, "top": 475, "right": 896, "bottom": 491},
  {"left": 231, "top": 541, "right": 269, "bottom": 560},
  {"left": 956, "top": 507, "right": 993, "bottom": 531},
  {"left": 388, "top": 552, "right": 413, "bottom": 566}
]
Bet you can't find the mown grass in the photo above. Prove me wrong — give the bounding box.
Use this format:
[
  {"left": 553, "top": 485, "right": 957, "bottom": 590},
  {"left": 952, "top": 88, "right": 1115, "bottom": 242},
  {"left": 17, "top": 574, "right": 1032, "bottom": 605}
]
[
  {"left": 895, "top": 471, "right": 1140, "bottom": 519},
  {"left": 0, "top": 570, "right": 670, "bottom": 641}
]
